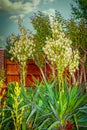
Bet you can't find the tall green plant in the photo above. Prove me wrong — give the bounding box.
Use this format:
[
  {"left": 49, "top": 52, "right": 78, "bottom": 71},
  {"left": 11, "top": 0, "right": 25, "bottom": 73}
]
[
  {"left": 0, "top": 80, "right": 6, "bottom": 129},
  {"left": 43, "top": 20, "right": 79, "bottom": 91},
  {"left": 9, "top": 82, "right": 24, "bottom": 130}
]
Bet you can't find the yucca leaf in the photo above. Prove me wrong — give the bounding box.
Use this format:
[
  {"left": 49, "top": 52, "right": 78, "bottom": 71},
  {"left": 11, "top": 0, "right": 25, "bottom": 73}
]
[
  {"left": 49, "top": 102, "right": 60, "bottom": 121},
  {"left": 22, "top": 122, "right": 26, "bottom": 130},
  {"left": 38, "top": 112, "right": 52, "bottom": 119},
  {"left": 45, "top": 81, "right": 55, "bottom": 100},
  {"left": 79, "top": 105, "right": 87, "bottom": 111},
  {"left": 74, "top": 95, "right": 87, "bottom": 110},
  {"left": 38, "top": 118, "right": 51, "bottom": 129},
  {"left": 74, "top": 114, "right": 79, "bottom": 130},
  {"left": 26, "top": 108, "right": 36, "bottom": 123},
  {"left": 79, "top": 110, "right": 87, "bottom": 114},
  {"left": 77, "top": 118, "right": 87, "bottom": 127},
  {"left": 19, "top": 104, "right": 30, "bottom": 110},
  {"left": 1, "top": 116, "right": 12, "bottom": 124},
  {"left": 3, "top": 120, "right": 12, "bottom": 130},
  {"left": 48, "top": 121, "right": 60, "bottom": 130}
]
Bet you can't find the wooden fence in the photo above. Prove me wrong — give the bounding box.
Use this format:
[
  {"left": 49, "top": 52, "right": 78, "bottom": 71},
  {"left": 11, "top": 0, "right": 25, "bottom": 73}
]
[
  {"left": 5, "top": 59, "right": 51, "bottom": 86},
  {"left": 0, "top": 49, "right": 5, "bottom": 68},
  {"left": 0, "top": 49, "right": 87, "bottom": 86}
]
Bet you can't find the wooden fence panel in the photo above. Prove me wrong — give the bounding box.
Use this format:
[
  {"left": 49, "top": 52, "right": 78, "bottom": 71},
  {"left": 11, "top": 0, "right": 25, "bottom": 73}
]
[
  {"left": 0, "top": 49, "right": 5, "bottom": 68},
  {"left": 5, "top": 59, "right": 51, "bottom": 86},
  {"left": 5, "top": 59, "right": 20, "bottom": 83}
]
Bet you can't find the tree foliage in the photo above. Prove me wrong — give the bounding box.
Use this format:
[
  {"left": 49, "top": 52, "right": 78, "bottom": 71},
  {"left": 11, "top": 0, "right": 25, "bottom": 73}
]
[
  {"left": 71, "top": 0, "right": 87, "bottom": 22},
  {"left": 68, "top": 1, "right": 87, "bottom": 83},
  {"left": 67, "top": 0, "right": 87, "bottom": 55},
  {"left": 31, "top": 11, "right": 52, "bottom": 43},
  {"left": 66, "top": 19, "right": 87, "bottom": 54},
  {"left": 31, "top": 11, "right": 52, "bottom": 67}
]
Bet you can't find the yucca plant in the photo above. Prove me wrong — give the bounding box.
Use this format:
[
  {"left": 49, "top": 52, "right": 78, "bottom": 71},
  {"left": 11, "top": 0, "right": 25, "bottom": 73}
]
[
  {"left": 1, "top": 81, "right": 87, "bottom": 130},
  {"left": 34, "top": 80, "right": 87, "bottom": 130}
]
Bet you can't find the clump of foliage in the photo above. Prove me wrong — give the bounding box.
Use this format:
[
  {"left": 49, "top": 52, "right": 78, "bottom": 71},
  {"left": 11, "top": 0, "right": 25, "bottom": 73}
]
[
  {"left": 66, "top": 0, "right": 87, "bottom": 84},
  {"left": 66, "top": 19, "right": 87, "bottom": 57},
  {"left": 34, "top": 80, "right": 87, "bottom": 130},
  {"left": 71, "top": 0, "right": 87, "bottom": 22},
  {"left": 31, "top": 11, "right": 52, "bottom": 68}
]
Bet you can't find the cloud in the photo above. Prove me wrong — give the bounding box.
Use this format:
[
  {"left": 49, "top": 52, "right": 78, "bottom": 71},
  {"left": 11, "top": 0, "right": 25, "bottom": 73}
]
[
  {"left": 43, "top": 8, "right": 55, "bottom": 16},
  {"left": 33, "top": 0, "right": 41, "bottom": 8},
  {"left": 0, "top": 0, "right": 40, "bottom": 14},
  {"left": 43, "top": 0, "right": 54, "bottom": 4},
  {"left": 0, "top": 36, "right": 4, "bottom": 41},
  {"left": 9, "top": 14, "right": 24, "bottom": 22},
  {"left": 49, "top": 0, "right": 54, "bottom": 2},
  {"left": 43, "top": 9, "right": 55, "bottom": 24}
]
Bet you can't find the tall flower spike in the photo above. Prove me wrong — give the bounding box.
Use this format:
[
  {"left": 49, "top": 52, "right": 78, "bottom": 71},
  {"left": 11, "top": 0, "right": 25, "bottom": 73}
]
[{"left": 43, "top": 20, "right": 80, "bottom": 79}]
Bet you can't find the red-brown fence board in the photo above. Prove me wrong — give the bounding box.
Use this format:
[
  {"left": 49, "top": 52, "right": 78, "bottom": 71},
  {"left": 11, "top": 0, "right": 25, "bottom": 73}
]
[
  {"left": 27, "top": 62, "right": 40, "bottom": 75},
  {"left": 5, "top": 59, "right": 19, "bottom": 83},
  {"left": 0, "top": 49, "right": 5, "bottom": 68},
  {"left": 6, "top": 75, "right": 20, "bottom": 83},
  {"left": 5, "top": 59, "right": 51, "bottom": 86}
]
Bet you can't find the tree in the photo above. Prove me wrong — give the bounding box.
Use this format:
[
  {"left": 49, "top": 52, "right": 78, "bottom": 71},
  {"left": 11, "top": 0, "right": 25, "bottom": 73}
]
[
  {"left": 70, "top": 0, "right": 87, "bottom": 53},
  {"left": 66, "top": 19, "right": 87, "bottom": 52},
  {"left": 67, "top": 0, "right": 87, "bottom": 84},
  {"left": 71, "top": 0, "right": 87, "bottom": 22},
  {"left": 30, "top": 12, "right": 53, "bottom": 80},
  {"left": 31, "top": 11, "right": 52, "bottom": 68}
]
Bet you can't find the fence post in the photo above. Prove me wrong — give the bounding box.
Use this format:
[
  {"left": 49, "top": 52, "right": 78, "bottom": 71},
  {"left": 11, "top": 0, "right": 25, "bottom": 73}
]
[{"left": 0, "top": 48, "right": 5, "bottom": 68}]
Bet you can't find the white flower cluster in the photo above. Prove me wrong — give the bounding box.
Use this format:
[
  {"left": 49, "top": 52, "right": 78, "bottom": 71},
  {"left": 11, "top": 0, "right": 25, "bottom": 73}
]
[
  {"left": 43, "top": 20, "right": 79, "bottom": 75},
  {"left": 9, "top": 34, "right": 35, "bottom": 64},
  {"left": 69, "top": 49, "right": 79, "bottom": 75}
]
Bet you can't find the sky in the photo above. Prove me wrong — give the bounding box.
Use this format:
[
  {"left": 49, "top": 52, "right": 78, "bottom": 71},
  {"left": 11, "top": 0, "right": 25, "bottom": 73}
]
[{"left": 0, "top": 0, "right": 74, "bottom": 47}]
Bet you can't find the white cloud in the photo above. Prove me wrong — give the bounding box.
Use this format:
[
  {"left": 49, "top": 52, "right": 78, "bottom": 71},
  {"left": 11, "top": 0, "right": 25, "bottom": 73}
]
[
  {"left": 43, "top": 0, "right": 54, "bottom": 4},
  {"left": 9, "top": 14, "right": 24, "bottom": 22},
  {"left": 0, "top": 0, "right": 40, "bottom": 14},
  {"left": 43, "top": 9, "right": 55, "bottom": 24},
  {"left": 43, "top": 8, "right": 55, "bottom": 16},
  {"left": 33, "top": 0, "right": 41, "bottom": 8}
]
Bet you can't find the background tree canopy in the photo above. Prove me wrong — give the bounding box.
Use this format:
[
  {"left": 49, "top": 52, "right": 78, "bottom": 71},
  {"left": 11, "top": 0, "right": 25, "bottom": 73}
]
[{"left": 71, "top": 0, "right": 87, "bottom": 22}]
